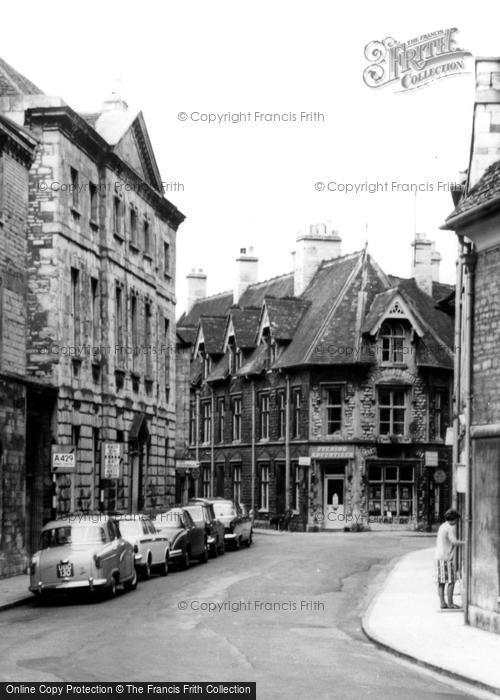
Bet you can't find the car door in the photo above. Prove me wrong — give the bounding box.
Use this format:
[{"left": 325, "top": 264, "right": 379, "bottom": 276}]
[
  {"left": 183, "top": 510, "right": 202, "bottom": 556},
  {"left": 232, "top": 503, "right": 244, "bottom": 540},
  {"left": 113, "top": 520, "right": 133, "bottom": 580},
  {"left": 145, "top": 517, "right": 164, "bottom": 565},
  {"left": 239, "top": 504, "right": 251, "bottom": 539}
]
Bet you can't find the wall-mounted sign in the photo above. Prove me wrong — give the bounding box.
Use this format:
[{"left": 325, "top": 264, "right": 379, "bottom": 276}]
[
  {"left": 51, "top": 445, "right": 76, "bottom": 473},
  {"left": 298, "top": 457, "right": 311, "bottom": 467},
  {"left": 445, "top": 427, "right": 454, "bottom": 446},
  {"left": 433, "top": 468, "right": 447, "bottom": 484},
  {"left": 102, "top": 442, "right": 123, "bottom": 479},
  {"left": 311, "top": 446, "right": 355, "bottom": 460},
  {"left": 176, "top": 460, "right": 200, "bottom": 470},
  {"left": 425, "top": 451, "right": 439, "bottom": 467}
]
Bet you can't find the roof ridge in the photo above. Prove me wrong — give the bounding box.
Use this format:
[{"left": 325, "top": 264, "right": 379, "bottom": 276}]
[
  {"left": 0, "top": 56, "right": 44, "bottom": 95},
  {"left": 193, "top": 289, "right": 233, "bottom": 304},
  {"left": 246, "top": 270, "right": 293, "bottom": 287}
]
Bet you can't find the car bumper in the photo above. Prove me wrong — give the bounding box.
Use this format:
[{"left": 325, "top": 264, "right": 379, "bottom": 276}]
[
  {"left": 30, "top": 577, "right": 108, "bottom": 593},
  {"left": 169, "top": 548, "right": 184, "bottom": 559},
  {"left": 224, "top": 532, "right": 238, "bottom": 540}
]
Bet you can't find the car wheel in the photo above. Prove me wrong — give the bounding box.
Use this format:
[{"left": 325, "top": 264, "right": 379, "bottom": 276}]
[
  {"left": 211, "top": 543, "right": 218, "bottom": 559},
  {"left": 142, "top": 556, "right": 152, "bottom": 580},
  {"left": 124, "top": 567, "right": 138, "bottom": 592},
  {"left": 245, "top": 531, "right": 253, "bottom": 547},
  {"left": 159, "top": 555, "right": 169, "bottom": 577},
  {"left": 181, "top": 549, "right": 190, "bottom": 570}
]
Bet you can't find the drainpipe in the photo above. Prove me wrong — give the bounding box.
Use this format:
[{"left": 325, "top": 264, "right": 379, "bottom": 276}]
[
  {"left": 210, "top": 387, "right": 215, "bottom": 497},
  {"left": 285, "top": 375, "right": 291, "bottom": 511},
  {"left": 251, "top": 381, "right": 256, "bottom": 515},
  {"left": 463, "top": 245, "right": 476, "bottom": 626},
  {"left": 452, "top": 236, "right": 464, "bottom": 510},
  {"left": 194, "top": 389, "right": 200, "bottom": 500}
]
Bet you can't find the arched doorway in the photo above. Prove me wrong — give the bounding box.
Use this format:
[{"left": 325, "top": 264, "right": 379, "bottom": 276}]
[{"left": 129, "top": 413, "right": 149, "bottom": 512}]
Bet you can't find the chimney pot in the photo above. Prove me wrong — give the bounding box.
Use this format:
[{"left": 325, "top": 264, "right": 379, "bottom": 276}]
[
  {"left": 234, "top": 246, "right": 258, "bottom": 303},
  {"left": 294, "top": 223, "right": 342, "bottom": 296},
  {"left": 186, "top": 268, "right": 207, "bottom": 312}
]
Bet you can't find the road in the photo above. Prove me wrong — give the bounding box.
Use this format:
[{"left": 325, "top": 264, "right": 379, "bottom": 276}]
[{"left": 0, "top": 532, "right": 480, "bottom": 700}]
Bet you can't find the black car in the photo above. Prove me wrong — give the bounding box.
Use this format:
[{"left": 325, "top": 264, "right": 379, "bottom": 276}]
[
  {"left": 186, "top": 500, "right": 225, "bottom": 557},
  {"left": 207, "top": 498, "right": 253, "bottom": 550},
  {"left": 153, "top": 507, "right": 208, "bottom": 569}
]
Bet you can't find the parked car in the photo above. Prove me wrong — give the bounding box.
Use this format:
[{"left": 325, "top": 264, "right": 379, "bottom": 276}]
[
  {"left": 208, "top": 498, "right": 253, "bottom": 549},
  {"left": 153, "top": 507, "right": 208, "bottom": 569},
  {"left": 116, "top": 514, "right": 170, "bottom": 579},
  {"left": 186, "top": 500, "right": 225, "bottom": 557},
  {"left": 29, "top": 515, "right": 138, "bottom": 598}
]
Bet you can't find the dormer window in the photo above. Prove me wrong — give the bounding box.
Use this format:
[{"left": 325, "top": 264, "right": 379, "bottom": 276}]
[
  {"left": 228, "top": 337, "right": 242, "bottom": 373},
  {"left": 380, "top": 322, "right": 406, "bottom": 364},
  {"left": 202, "top": 354, "right": 212, "bottom": 379}
]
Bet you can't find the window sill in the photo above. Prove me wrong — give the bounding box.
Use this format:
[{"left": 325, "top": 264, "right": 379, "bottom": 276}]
[
  {"left": 89, "top": 219, "right": 99, "bottom": 232},
  {"left": 71, "top": 206, "right": 82, "bottom": 219},
  {"left": 380, "top": 362, "right": 408, "bottom": 369},
  {"left": 129, "top": 242, "right": 140, "bottom": 253},
  {"left": 113, "top": 232, "right": 124, "bottom": 243}
]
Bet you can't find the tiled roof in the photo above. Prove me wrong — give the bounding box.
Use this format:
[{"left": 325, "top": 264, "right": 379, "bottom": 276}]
[
  {"left": 228, "top": 307, "right": 261, "bottom": 348},
  {"left": 179, "top": 291, "right": 234, "bottom": 327},
  {"left": 445, "top": 159, "right": 500, "bottom": 225},
  {"left": 199, "top": 316, "right": 227, "bottom": 354},
  {"left": 238, "top": 342, "right": 268, "bottom": 376},
  {"left": 264, "top": 297, "right": 310, "bottom": 341},
  {"left": 206, "top": 353, "right": 230, "bottom": 383},
  {"left": 176, "top": 326, "right": 197, "bottom": 346},
  {"left": 0, "top": 57, "right": 43, "bottom": 96},
  {"left": 238, "top": 272, "right": 294, "bottom": 307}
]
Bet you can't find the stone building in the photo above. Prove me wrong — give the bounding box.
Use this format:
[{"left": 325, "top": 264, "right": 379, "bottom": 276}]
[
  {"left": 177, "top": 228, "right": 454, "bottom": 531},
  {"left": 443, "top": 57, "right": 500, "bottom": 633},
  {"left": 0, "top": 111, "right": 38, "bottom": 576},
  {"left": 0, "top": 58, "right": 184, "bottom": 539}
]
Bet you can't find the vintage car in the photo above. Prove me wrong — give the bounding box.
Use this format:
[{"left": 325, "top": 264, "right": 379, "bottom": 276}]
[
  {"left": 185, "top": 500, "right": 225, "bottom": 557},
  {"left": 208, "top": 498, "right": 253, "bottom": 549},
  {"left": 116, "top": 514, "right": 170, "bottom": 579},
  {"left": 153, "top": 507, "right": 208, "bottom": 569},
  {"left": 29, "top": 515, "right": 138, "bottom": 598}
]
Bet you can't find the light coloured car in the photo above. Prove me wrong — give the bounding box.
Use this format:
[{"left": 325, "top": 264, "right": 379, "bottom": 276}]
[
  {"left": 116, "top": 514, "right": 170, "bottom": 579},
  {"left": 209, "top": 499, "right": 253, "bottom": 549},
  {"left": 29, "top": 515, "right": 138, "bottom": 598}
]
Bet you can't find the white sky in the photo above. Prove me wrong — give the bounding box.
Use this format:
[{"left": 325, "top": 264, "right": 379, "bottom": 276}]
[{"left": 3, "top": 1, "right": 498, "bottom": 314}]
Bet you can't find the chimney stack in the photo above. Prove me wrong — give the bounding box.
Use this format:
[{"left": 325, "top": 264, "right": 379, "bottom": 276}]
[
  {"left": 234, "top": 247, "right": 258, "bottom": 304},
  {"left": 411, "top": 233, "right": 441, "bottom": 296},
  {"left": 186, "top": 268, "right": 207, "bottom": 312},
  {"left": 468, "top": 58, "right": 500, "bottom": 188},
  {"left": 293, "top": 223, "right": 342, "bottom": 296}
]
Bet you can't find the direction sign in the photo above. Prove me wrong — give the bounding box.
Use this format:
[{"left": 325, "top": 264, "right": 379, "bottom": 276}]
[{"left": 51, "top": 445, "right": 76, "bottom": 473}]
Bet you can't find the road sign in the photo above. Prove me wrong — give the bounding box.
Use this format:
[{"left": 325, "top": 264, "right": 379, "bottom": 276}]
[
  {"left": 102, "top": 442, "right": 123, "bottom": 479},
  {"left": 425, "top": 451, "right": 439, "bottom": 467},
  {"left": 298, "top": 457, "right": 311, "bottom": 467},
  {"left": 51, "top": 445, "right": 76, "bottom": 473},
  {"left": 176, "top": 460, "right": 200, "bottom": 470},
  {"left": 433, "top": 468, "right": 447, "bottom": 484}
]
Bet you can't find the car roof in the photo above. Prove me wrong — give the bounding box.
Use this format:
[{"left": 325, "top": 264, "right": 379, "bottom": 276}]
[
  {"left": 115, "top": 514, "right": 151, "bottom": 521},
  {"left": 41, "top": 516, "right": 110, "bottom": 530}
]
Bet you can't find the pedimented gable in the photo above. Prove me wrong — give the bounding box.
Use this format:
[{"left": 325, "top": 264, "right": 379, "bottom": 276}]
[
  {"left": 114, "top": 127, "right": 147, "bottom": 180},
  {"left": 110, "top": 112, "right": 163, "bottom": 192},
  {"left": 367, "top": 293, "right": 424, "bottom": 337}
]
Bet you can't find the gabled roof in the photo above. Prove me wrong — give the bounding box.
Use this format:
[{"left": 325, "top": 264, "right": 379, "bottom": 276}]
[
  {"left": 206, "top": 353, "right": 230, "bottom": 383},
  {"left": 238, "top": 272, "right": 294, "bottom": 307},
  {"left": 176, "top": 326, "right": 197, "bottom": 346},
  {"left": 225, "top": 307, "right": 261, "bottom": 349},
  {"left": 362, "top": 289, "right": 425, "bottom": 338},
  {"left": 194, "top": 316, "right": 227, "bottom": 355},
  {"left": 0, "top": 57, "right": 43, "bottom": 96},
  {"left": 260, "top": 297, "right": 310, "bottom": 342},
  {"left": 237, "top": 342, "right": 268, "bottom": 376},
  {"left": 275, "top": 251, "right": 390, "bottom": 368}
]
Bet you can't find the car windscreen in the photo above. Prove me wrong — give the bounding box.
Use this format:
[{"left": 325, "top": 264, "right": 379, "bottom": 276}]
[
  {"left": 214, "top": 503, "right": 236, "bottom": 517},
  {"left": 155, "top": 511, "right": 183, "bottom": 529},
  {"left": 117, "top": 520, "right": 140, "bottom": 537},
  {"left": 41, "top": 525, "right": 106, "bottom": 548},
  {"left": 185, "top": 506, "right": 203, "bottom": 522}
]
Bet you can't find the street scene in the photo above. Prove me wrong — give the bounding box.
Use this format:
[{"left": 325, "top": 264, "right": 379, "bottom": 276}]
[
  {"left": 0, "top": 533, "right": 480, "bottom": 699},
  {"left": 2, "top": 2, "right": 500, "bottom": 699}
]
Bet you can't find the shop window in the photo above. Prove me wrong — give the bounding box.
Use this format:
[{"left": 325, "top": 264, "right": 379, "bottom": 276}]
[
  {"left": 233, "top": 464, "right": 242, "bottom": 503},
  {"left": 368, "top": 464, "right": 415, "bottom": 522}
]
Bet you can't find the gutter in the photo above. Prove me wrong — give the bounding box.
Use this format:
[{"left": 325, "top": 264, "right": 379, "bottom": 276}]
[{"left": 441, "top": 192, "right": 500, "bottom": 231}]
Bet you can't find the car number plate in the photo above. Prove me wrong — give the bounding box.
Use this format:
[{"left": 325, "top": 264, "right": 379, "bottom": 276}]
[{"left": 57, "top": 562, "right": 73, "bottom": 578}]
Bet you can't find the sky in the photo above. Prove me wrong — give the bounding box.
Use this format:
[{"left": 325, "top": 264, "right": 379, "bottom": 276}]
[{"left": 2, "top": 1, "right": 498, "bottom": 314}]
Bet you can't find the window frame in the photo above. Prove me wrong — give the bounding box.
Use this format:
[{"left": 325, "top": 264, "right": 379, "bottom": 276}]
[
  {"left": 232, "top": 396, "right": 242, "bottom": 442},
  {"left": 380, "top": 322, "right": 406, "bottom": 365},
  {"left": 259, "top": 462, "right": 270, "bottom": 511},
  {"left": 378, "top": 387, "right": 407, "bottom": 436},
  {"left": 323, "top": 384, "right": 343, "bottom": 436},
  {"left": 291, "top": 387, "right": 302, "bottom": 439}
]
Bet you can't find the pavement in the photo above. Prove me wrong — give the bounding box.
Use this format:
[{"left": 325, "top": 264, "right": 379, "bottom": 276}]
[
  {"left": 362, "top": 546, "right": 500, "bottom": 696},
  {"left": 0, "top": 572, "right": 32, "bottom": 611}
]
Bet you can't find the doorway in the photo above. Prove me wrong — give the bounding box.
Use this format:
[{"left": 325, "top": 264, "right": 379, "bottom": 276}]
[{"left": 324, "top": 475, "right": 345, "bottom": 530}]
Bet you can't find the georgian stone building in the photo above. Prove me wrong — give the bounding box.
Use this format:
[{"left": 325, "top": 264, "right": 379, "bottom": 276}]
[
  {"left": 443, "top": 57, "right": 500, "bottom": 634},
  {"left": 0, "top": 111, "right": 38, "bottom": 577},
  {"left": 0, "top": 58, "right": 184, "bottom": 543},
  {"left": 177, "top": 228, "right": 454, "bottom": 531}
]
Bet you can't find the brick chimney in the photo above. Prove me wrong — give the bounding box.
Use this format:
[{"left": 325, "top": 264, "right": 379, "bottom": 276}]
[
  {"left": 234, "top": 247, "right": 258, "bottom": 304},
  {"left": 411, "top": 233, "right": 439, "bottom": 296},
  {"left": 186, "top": 268, "right": 207, "bottom": 312},
  {"left": 469, "top": 58, "right": 500, "bottom": 188},
  {"left": 293, "top": 223, "right": 342, "bottom": 296}
]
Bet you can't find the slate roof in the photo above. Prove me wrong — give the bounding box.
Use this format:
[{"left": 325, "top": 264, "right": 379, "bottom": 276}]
[
  {"left": 237, "top": 342, "right": 268, "bottom": 376},
  {"left": 0, "top": 57, "right": 43, "bottom": 96},
  {"left": 238, "top": 272, "right": 294, "bottom": 307},
  {"left": 176, "top": 326, "right": 197, "bottom": 346},
  {"left": 227, "top": 307, "right": 261, "bottom": 348},
  {"left": 198, "top": 316, "right": 227, "bottom": 354},
  {"left": 206, "top": 353, "right": 230, "bottom": 383},
  {"left": 179, "top": 291, "right": 234, "bottom": 327},
  {"left": 264, "top": 297, "right": 310, "bottom": 341},
  {"left": 444, "top": 159, "right": 500, "bottom": 226}
]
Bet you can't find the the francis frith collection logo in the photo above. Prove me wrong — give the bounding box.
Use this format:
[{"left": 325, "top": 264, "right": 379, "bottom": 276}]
[{"left": 363, "top": 28, "right": 472, "bottom": 92}]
